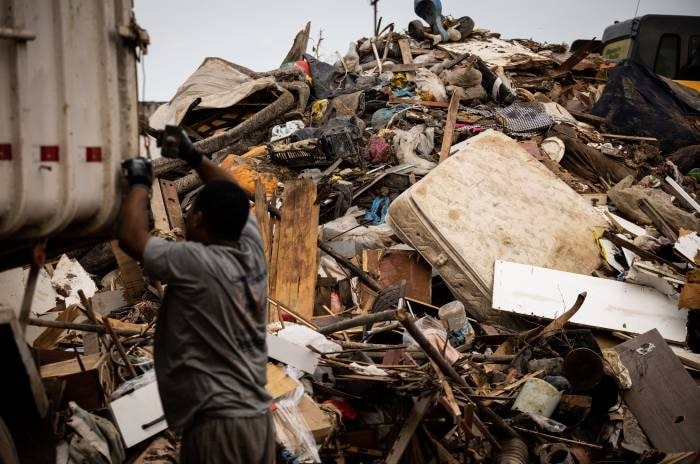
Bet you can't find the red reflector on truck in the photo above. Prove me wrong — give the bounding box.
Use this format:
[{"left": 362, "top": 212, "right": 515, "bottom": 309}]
[
  {"left": 0, "top": 144, "right": 11, "bottom": 160},
  {"left": 86, "top": 146, "right": 102, "bottom": 162},
  {"left": 40, "top": 145, "right": 59, "bottom": 162}
]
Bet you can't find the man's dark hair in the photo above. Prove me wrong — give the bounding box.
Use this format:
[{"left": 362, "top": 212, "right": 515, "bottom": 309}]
[{"left": 193, "top": 180, "right": 250, "bottom": 241}]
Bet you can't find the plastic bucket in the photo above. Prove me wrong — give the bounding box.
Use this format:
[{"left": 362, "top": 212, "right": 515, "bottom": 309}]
[{"left": 512, "top": 378, "right": 562, "bottom": 417}]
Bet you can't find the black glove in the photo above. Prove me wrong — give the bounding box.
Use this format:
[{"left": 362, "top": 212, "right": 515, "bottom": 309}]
[
  {"left": 122, "top": 157, "right": 153, "bottom": 188},
  {"left": 160, "top": 125, "right": 202, "bottom": 167}
]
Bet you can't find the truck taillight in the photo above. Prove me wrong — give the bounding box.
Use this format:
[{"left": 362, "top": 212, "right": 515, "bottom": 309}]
[
  {"left": 0, "top": 144, "right": 11, "bottom": 160},
  {"left": 40, "top": 145, "right": 59, "bottom": 162},
  {"left": 86, "top": 147, "right": 102, "bottom": 162}
]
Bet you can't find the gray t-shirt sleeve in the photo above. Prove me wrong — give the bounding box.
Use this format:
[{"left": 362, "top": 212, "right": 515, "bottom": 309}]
[{"left": 143, "top": 237, "right": 201, "bottom": 284}]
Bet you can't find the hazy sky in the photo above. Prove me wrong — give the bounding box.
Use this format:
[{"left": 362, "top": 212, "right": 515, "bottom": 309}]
[{"left": 135, "top": 0, "right": 700, "bottom": 101}]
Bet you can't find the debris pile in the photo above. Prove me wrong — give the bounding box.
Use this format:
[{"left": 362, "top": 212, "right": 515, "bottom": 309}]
[{"left": 4, "top": 6, "right": 700, "bottom": 463}]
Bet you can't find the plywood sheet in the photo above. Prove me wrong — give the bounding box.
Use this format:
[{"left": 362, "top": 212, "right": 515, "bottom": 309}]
[
  {"left": 363, "top": 248, "right": 432, "bottom": 302},
  {"left": 269, "top": 180, "right": 319, "bottom": 320},
  {"left": 492, "top": 260, "right": 688, "bottom": 342},
  {"left": 614, "top": 330, "right": 700, "bottom": 452},
  {"left": 387, "top": 130, "right": 606, "bottom": 319}
]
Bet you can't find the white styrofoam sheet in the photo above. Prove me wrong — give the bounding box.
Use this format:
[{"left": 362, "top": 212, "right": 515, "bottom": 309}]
[
  {"left": 266, "top": 333, "right": 320, "bottom": 374},
  {"left": 110, "top": 381, "right": 167, "bottom": 448},
  {"left": 492, "top": 260, "right": 688, "bottom": 342}
]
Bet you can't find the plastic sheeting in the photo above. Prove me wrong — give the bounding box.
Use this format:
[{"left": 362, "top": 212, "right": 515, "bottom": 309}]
[
  {"left": 591, "top": 60, "right": 700, "bottom": 152},
  {"left": 149, "top": 57, "right": 278, "bottom": 129}
]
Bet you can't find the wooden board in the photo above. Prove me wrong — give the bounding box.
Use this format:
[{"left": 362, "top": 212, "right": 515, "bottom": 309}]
[
  {"left": 439, "top": 92, "right": 460, "bottom": 163},
  {"left": 614, "top": 330, "right": 700, "bottom": 452},
  {"left": 254, "top": 179, "right": 271, "bottom": 261},
  {"left": 91, "top": 290, "right": 128, "bottom": 316},
  {"left": 40, "top": 353, "right": 102, "bottom": 378},
  {"left": 385, "top": 393, "right": 436, "bottom": 464},
  {"left": 32, "top": 305, "right": 81, "bottom": 350},
  {"left": 388, "top": 97, "right": 450, "bottom": 108},
  {"left": 397, "top": 38, "right": 415, "bottom": 82},
  {"left": 150, "top": 178, "right": 170, "bottom": 231},
  {"left": 265, "top": 363, "right": 297, "bottom": 399},
  {"left": 110, "top": 240, "right": 144, "bottom": 304},
  {"left": 363, "top": 249, "right": 432, "bottom": 302},
  {"left": 159, "top": 179, "right": 185, "bottom": 234},
  {"left": 269, "top": 179, "right": 319, "bottom": 321},
  {"left": 492, "top": 261, "right": 688, "bottom": 343}
]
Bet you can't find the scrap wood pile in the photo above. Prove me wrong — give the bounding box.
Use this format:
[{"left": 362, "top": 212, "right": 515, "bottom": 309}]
[{"left": 11, "top": 5, "right": 700, "bottom": 464}]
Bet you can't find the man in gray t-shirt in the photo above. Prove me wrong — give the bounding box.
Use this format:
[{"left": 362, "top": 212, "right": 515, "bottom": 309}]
[{"left": 119, "top": 127, "right": 273, "bottom": 463}]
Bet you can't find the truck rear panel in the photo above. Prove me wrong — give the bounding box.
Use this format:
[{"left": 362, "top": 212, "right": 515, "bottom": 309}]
[{"left": 0, "top": 0, "right": 139, "bottom": 242}]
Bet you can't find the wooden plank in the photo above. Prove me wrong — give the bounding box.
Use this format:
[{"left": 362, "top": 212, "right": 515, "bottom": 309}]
[
  {"left": 614, "top": 329, "right": 700, "bottom": 452},
  {"left": 254, "top": 179, "right": 271, "bottom": 261},
  {"left": 159, "top": 179, "right": 185, "bottom": 234},
  {"left": 388, "top": 97, "right": 449, "bottom": 108},
  {"left": 439, "top": 92, "right": 460, "bottom": 163},
  {"left": 32, "top": 305, "right": 81, "bottom": 350},
  {"left": 363, "top": 249, "right": 432, "bottom": 302},
  {"left": 265, "top": 363, "right": 297, "bottom": 399},
  {"left": 110, "top": 240, "right": 145, "bottom": 304},
  {"left": 679, "top": 282, "right": 700, "bottom": 309},
  {"left": 40, "top": 353, "right": 102, "bottom": 378},
  {"left": 269, "top": 180, "right": 319, "bottom": 321},
  {"left": 385, "top": 392, "right": 436, "bottom": 464},
  {"left": 492, "top": 261, "right": 688, "bottom": 343},
  {"left": 670, "top": 345, "right": 700, "bottom": 371},
  {"left": 666, "top": 176, "right": 700, "bottom": 215},
  {"left": 397, "top": 38, "right": 415, "bottom": 82},
  {"left": 150, "top": 178, "right": 170, "bottom": 231}
]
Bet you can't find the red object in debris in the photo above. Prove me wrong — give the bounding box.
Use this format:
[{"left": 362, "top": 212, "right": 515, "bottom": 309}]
[
  {"left": 280, "top": 313, "right": 298, "bottom": 324},
  {"left": 295, "top": 60, "right": 311, "bottom": 78},
  {"left": 323, "top": 399, "right": 358, "bottom": 421}
]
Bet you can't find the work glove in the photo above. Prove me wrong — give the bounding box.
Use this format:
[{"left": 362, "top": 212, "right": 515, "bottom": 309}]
[
  {"left": 160, "top": 125, "right": 202, "bottom": 167},
  {"left": 122, "top": 157, "right": 153, "bottom": 188}
]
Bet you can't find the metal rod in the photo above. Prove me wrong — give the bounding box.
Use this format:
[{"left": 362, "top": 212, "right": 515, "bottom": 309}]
[
  {"left": 103, "top": 317, "right": 138, "bottom": 378},
  {"left": 317, "top": 309, "right": 397, "bottom": 335}
]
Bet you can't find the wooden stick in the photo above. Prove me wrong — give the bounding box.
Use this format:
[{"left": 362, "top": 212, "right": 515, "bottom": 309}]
[
  {"left": 600, "top": 133, "right": 658, "bottom": 142},
  {"left": 267, "top": 297, "right": 317, "bottom": 329},
  {"left": 28, "top": 318, "right": 143, "bottom": 336},
  {"left": 388, "top": 98, "right": 450, "bottom": 108},
  {"left": 513, "top": 426, "right": 604, "bottom": 449},
  {"left": 103, "top": 317, "right": 137, "bottom": 378},
  {"left": 439, "top": 92, "right": 460, "bottom": 163}
]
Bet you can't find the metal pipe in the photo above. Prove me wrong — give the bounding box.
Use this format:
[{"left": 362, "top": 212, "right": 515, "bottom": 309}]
[{"left": 0, "top": 27, "right": 36, "bottom": 41}]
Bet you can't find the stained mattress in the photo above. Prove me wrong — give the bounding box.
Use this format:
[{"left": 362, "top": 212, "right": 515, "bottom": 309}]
[{"left": 387, "top": 130, "right": 606, "bottom": 320}]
